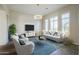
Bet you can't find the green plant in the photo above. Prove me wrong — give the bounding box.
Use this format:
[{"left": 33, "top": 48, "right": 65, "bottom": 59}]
[{"left": 9, "top": 24, "right": 16, "bottom": 35}]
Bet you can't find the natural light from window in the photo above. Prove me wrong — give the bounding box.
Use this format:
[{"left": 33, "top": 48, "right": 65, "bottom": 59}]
[
  {"left": 50, "top": 16, "right": 58, "bottom": 32},
  {"left": 45, "top": 19, "right": 48, "bottom": 31},
  {"left": 62, "top": 12, "right": 70, "bottom": 36},
  {"left": 35, "top": 20, "right": 41, "bottom": 32}
]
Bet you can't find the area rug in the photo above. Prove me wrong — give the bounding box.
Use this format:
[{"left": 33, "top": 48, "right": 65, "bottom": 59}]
[
  {"left": 29, "top": 37, "right": 64, "bottom": 55},
  {"left": 33, "top": 40, "right": 56, "bottom": 55}
]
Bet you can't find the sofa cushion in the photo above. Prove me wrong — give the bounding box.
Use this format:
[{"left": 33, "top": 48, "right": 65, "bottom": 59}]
[
  {"left": 46, "top": 32, "right": 48, "bottom": 34},
  {"left": 50, "top": 32, "right": 53, "bottom": 35}
]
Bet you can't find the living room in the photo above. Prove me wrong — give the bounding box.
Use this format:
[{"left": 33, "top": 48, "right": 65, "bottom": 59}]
[{"left": 0, "top": 4, "right": 79, "bottom": 55}]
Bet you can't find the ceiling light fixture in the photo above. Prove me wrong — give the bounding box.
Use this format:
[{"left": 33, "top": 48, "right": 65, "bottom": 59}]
[{"left": 34, "top": 15, "right": 42, "bottom": 20}]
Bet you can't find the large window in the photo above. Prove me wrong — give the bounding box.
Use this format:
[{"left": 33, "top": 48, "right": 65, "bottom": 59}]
[
  {"left": 62, "top": 13, "right": 70, "bottom": 34},
  {"left": 50, "top": 16, "right": 58, "bottom": 31},
  {"left": 34, "top": 20, "right": 41, "bottom": 32},
  {"left": 45, "top": 19, "right": 48, "bottom": 31}
]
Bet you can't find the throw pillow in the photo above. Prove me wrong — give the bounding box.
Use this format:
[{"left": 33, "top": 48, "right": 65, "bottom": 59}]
[
  {"left": 18, "top": 35, "right": 25, "bottom": 39},
  {"left": 18, "top": 35, "right": 22, "bottom": 39},
  {"left": 53, "top": 32, "right": 58, "bottom": 36},
  {"left": 49, "top": 32, "right": 52, "bottom": 35},
  {"left": 19, "top": 40, "right": 25, "bottom": 45},
  {"left": 21, "top": 35, "right": 25, "bottom": 38},
  {"left": 23, "top": 33, "right": 26, "bottom": 37},
  {"left": 25, "top": 38, "right": 29, "bottom": 41}
]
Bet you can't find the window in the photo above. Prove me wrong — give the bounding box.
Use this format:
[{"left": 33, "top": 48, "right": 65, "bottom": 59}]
[
  {"left": 50, "top": 16, "right": 58, "bottom": 31},
  {"left": 50, "top": 17, "right": 53, "bottom": 31},
  {"left": 45, "top": 19, "right": 48, "bottom": 31},
  {"left": 34, "top": 20, "right": 41, "bottom": 32},
  {"left": 62, "top": 13, "right": 70, "bottom": 34}
]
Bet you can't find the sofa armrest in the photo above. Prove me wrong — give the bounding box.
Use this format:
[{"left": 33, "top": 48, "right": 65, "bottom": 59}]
[
  {"left": 19, "top": 38, "right": 29, "bottom": 42},
  {"left": 23, "top": 41, "right": 35, "bottom": 49},
  {"left": 19, "top": 41, "right": 35, "bottom": 54},
  {"left": 24, "top": 41, "right": 35, "bottom": 46}
]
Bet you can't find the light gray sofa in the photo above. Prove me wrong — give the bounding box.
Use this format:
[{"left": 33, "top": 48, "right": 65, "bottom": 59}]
[
  {"left": 12, "top": 35, "right": 35, "bottom": 55},
  {"left": 43, "top": 31, "right": 64, "bottom": 42}
]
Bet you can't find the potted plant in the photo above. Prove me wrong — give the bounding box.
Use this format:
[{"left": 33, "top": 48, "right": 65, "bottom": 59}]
[{"left": 8, "top": 24, "right": 16, "bottom": 41}]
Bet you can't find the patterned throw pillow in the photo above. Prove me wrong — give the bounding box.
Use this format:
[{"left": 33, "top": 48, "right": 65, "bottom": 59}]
[
  {"left": 49, "top": 32, "right": 52, "bottom": 35},
  {"left": 18, "top": 35, "right": 22, "bottom": 39},
  {"left": 53, "top": 32, "right": 58, "bottom": 36},
  {"left": 23, "top": 34, "right": 26, "bottom": 37},
  {"left": 18, "top": 34, "right": 26, "bottom": 39},
  {"left": 19, "top": 40, "right": 25, "bottom": 45}
]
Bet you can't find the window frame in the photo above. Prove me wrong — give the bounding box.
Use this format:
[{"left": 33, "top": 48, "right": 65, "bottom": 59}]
[
  {"left": 50, "top": 16, "right": 58, "bottom": 31},
  {"left": 61, "top": 12, "right": 70, "bottom": 34},
  {"left": 45, "top": 19, "right": 49, "bottom": 31}
]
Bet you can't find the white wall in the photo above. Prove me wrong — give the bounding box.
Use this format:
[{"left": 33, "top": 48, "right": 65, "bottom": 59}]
[
  {"left": 8, "top": 10, "right": 35, "bottom": 34},
  {"left": 0, "top": 10, "right": 8, "bottom": 45},
  {"left": 0, "top": 5, "right": 9, "bottom": 45}
]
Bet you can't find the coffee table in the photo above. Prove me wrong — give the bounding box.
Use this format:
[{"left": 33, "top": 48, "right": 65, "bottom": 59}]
[{"left": 38, "top": 35, "right": 46, "bottom": 40}]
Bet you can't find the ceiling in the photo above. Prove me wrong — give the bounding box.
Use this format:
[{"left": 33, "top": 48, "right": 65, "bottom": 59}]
[{"left": 7, "top": 4, "right": 67, "bottom": 15}]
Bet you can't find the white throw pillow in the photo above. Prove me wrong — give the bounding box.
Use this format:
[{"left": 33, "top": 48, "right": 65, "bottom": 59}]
[
  {"left": 25, "top": 38, "right": 29, "bottom": 41},
  {"left": 21, "top": 35, "right": 25, "bottom": 39}
]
